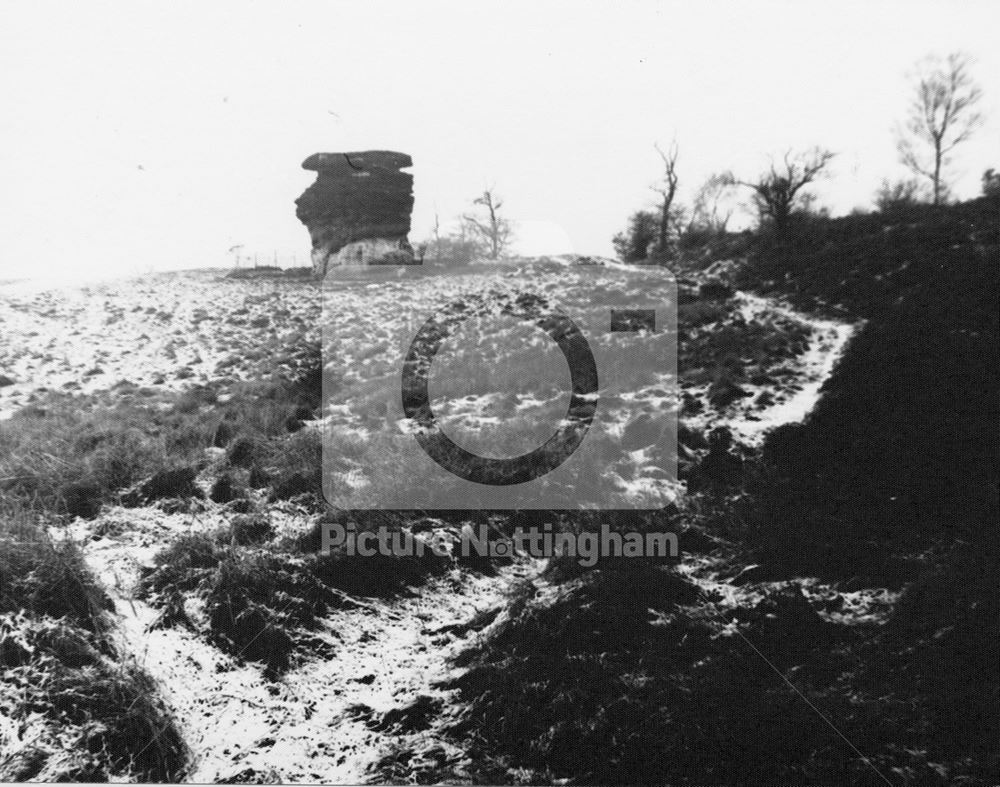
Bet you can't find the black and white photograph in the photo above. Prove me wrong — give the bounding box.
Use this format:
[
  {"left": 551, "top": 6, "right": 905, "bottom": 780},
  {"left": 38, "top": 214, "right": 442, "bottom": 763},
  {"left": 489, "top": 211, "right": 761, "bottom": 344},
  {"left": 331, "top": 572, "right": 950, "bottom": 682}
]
[{"left": 1, "top": 2, "right": 997, "bottom": 784}]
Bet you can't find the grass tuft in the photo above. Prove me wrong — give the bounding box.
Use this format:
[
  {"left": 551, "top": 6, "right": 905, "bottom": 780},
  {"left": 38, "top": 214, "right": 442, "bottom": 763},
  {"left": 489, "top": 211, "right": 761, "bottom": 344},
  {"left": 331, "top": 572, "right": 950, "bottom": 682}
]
[{"left": 0, "top": 509, "right": 186, "bottom": 780}]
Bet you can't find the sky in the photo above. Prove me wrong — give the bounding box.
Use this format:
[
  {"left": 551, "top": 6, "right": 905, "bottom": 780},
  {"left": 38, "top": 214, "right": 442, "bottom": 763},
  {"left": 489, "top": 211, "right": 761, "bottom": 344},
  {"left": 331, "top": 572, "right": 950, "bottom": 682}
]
[{"left": 1, "top": 1, "right": 998, "bottom": 282}]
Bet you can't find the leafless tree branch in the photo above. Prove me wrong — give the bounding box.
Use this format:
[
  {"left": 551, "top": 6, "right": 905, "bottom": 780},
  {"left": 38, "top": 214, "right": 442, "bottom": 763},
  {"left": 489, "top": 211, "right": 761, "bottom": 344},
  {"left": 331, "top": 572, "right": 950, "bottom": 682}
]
[
  {"left": 896, "top": 52, "right": 984, "bottom": 205},
  {"left": 462, "top": 188, "right": 514, "bottom": 260},
  {"left": 732, "top": 148, "right": 835, "bottom": 233},
  {"left": 651, "top": 140, "right": 680, "bottom": 253}
]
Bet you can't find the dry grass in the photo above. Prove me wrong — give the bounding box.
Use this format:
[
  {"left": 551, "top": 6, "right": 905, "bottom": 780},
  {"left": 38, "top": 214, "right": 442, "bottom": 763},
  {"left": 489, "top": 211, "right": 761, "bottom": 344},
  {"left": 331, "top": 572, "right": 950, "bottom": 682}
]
[
  {"left": 431, "top": 554, "right": 995, "bottom": 785},
  {"left": 137, "top": 511, "right": 453, "bottom": 675},
  {"left": 0, "top": 349, "right": 325, "bottom": 778},
  {"left": 0, "top": 346, "right": 323, "bottom": 518},
  {"left": 0, "top": 508, "right": 186, "bottom": 781}
]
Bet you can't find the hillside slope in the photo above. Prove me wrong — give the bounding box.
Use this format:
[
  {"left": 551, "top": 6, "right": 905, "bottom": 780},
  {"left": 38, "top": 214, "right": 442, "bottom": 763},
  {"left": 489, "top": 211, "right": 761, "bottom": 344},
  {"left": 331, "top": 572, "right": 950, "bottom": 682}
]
[{"left": 434, "top": 198, "right": 999, "bottom": 785}]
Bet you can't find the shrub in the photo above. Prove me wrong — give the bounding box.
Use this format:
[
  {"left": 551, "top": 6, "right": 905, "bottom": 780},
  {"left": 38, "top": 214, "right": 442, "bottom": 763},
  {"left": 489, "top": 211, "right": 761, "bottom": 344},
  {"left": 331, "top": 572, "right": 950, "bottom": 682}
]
[
  {"left": 874, "top": 177, "right": 921, "bottom": 212},
  {"left": 982, "top": 168, "right": 1000, "bottom": 198},
  {"left": 436, "top": 555, "right": 995, "bottom": 785},
  {"left": 611, "top": 210, "right": 658, "bottom": 263}
]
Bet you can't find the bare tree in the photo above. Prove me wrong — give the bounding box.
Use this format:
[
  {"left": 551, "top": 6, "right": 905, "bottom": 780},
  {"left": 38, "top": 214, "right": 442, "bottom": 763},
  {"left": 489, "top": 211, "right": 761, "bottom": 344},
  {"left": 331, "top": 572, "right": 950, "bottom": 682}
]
[
  {"left": 462, "top": 189, "right": 513, "bottom": 260},
  {"left": 897, "top": 52, "right": 984, "bottom": 205},
  {"left": 429, "top": 211, "right": 444, "bottom": 260},
  {"left": 688, "top": 172, "right": 735, "bottom": 235},
  {"left": 652, "top": 141, "right": 679, "bottom": 253},
  {"left": 732, "top": 148, "right": 835, "bottom": 233}
]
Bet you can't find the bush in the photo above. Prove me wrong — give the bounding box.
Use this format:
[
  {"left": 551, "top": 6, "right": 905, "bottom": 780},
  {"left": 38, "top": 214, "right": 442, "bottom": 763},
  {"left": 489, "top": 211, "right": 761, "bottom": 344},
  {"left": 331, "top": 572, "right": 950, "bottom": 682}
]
[
  {"left": 874, "top": 177, "right": 921, "bottom": 212},
  {"left": 209, "top": 472, "right": 242, "bottom": 504},
  {"left": 138, "top": 531, "right": 226, "bottom": 600},
  {"left": 139, "top": 534, "right": 334, "bottom": 674},
  {"left": 433, "top": 551, "right": 996, "bottom": 785},
  {"left": 611, "top": 210, "right": 658, "bottom": 263},
  {"left": 983, "top": 168, "right": 1000, "bottom": 198}
]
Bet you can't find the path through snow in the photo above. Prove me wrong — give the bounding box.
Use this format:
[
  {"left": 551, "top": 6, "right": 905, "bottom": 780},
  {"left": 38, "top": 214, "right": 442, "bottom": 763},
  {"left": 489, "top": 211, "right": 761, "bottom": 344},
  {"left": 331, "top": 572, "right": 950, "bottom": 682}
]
[
  {"left": 727, "top": 293, "right": 856, "bottom": 444},
  {"left": 78, "top": 509, "right": 538, "bottom": 783},
  {"left": 54, "top": 287, "right": 857, "bottom": 782}
]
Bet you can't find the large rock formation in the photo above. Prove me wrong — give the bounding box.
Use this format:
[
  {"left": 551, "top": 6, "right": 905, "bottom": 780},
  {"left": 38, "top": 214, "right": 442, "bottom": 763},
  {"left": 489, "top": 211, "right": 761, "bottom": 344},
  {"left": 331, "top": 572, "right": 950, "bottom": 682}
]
[{"left": 295, "top": 150, "right": 415, "bottom": 275}]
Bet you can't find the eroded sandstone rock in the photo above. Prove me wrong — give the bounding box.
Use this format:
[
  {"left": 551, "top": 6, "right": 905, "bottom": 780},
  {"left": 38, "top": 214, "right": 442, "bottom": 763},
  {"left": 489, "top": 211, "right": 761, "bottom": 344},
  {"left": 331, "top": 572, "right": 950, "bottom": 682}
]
[{"left": 295, "top": 150, "right": 415, "bottom": 275}]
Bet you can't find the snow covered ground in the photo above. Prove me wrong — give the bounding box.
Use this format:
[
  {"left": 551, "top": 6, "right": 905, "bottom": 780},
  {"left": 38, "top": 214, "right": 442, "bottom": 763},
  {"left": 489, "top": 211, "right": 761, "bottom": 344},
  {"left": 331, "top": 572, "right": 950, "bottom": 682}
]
[
  {"left": 0, "top": 270, "right": 321, "bottom": 419},
  {"left": 71, "top": 505, "right": 536, "bottom": 783},
  {"left": 2, "top": 265, "right": 863, "bottom": 782},
  {"left": 725, "top": 293, "right": 855, "bottom": 444}
]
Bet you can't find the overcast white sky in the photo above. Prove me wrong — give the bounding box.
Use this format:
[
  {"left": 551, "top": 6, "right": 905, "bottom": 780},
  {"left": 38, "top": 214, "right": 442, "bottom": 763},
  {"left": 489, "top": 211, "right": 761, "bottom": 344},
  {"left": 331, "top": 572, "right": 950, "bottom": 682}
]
[{"left": 1, "top": 1, "right": 997, "bottom": 281}]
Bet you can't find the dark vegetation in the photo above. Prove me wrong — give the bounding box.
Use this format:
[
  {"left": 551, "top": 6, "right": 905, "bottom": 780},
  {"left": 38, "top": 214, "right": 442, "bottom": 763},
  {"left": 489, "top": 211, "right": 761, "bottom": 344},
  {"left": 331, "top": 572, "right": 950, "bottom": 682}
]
[
  {"left": 137, "top": 515, "right": 452, "bottom": 676},
  {"left": 0, "top": 509, "right": 186, "bottom": 780},
  {"left": 677, "top": 300, "right": 812, "bottom": 414},
  {"left": 0, "top": 344, "right": 327, "bottom": 777},
  {"left": 430, "top": 196, "right": 999, "bottom": 785},
  {"left": 140, "top": 530, "right": 338, "bottom": 676},
  {"left": 1, "top": 328, "right": 470, "bottom": 699},
  {"left": 0, "top": 343, "right": 325, "bottom": 518},
  {"left": 743, "top": 196, "right": 999, "bottom": 576},
  {"left": 730, "top": 147, "right": 836, "bottom": 235},
  {"left": 437, "top": 550, "right": 997, "bottom": 785},
  {"left": 1, "top": 189, "right": 995, "bottom": 783}
]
